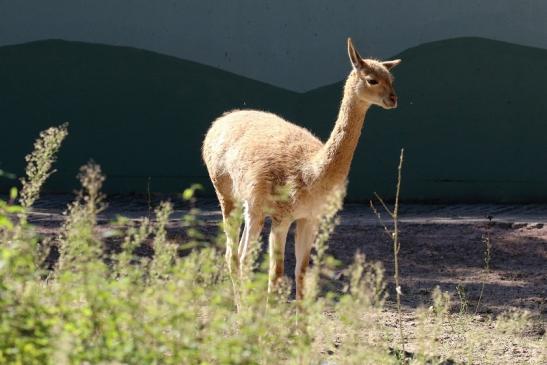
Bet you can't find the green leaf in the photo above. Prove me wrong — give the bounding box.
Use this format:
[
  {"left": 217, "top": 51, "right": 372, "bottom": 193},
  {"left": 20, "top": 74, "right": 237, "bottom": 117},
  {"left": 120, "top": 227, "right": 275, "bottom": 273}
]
[
  {"left": 9, "top": 187, "right": 18, "bottom": 200},
  {"left": 0, "top": 215, "right": 14, "bottom": 230},
  {"left": 0, "top": 169, "right": 16, "bottom": 179},
  {"left": 182, "top": 184, "right": 203, "bottom": 201},
  {"left": 5, "top": 205, "right": 24, "bottom": 213}
]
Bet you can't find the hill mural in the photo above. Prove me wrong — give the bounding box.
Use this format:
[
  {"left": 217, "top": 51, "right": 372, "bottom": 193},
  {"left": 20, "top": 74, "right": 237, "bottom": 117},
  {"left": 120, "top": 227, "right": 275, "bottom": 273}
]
[
  {"left": 0, "top": 39, "right": 299, "bottom": 193},
  {"left": 1, "top": 38, "right": 546, "bottom": 202}
]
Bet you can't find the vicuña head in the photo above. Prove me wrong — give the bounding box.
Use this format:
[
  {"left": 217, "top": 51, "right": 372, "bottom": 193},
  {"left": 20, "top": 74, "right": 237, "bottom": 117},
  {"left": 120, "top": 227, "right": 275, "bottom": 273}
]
[
  {"left": 202, "top": 37, "right": 401, "bottom": 299},
  {"left": 347, "top": 37, "right": 400, "bottom": 109}
]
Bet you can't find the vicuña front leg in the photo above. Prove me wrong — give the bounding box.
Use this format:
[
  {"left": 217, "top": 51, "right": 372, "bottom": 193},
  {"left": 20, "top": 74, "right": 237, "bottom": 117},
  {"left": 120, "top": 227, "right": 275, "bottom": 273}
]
[
  {"left": 267, "top": 219, "right": 291, "bottom": 294},
  {"left": 295, "top": 218, "right": 319, "bottom": 300}
]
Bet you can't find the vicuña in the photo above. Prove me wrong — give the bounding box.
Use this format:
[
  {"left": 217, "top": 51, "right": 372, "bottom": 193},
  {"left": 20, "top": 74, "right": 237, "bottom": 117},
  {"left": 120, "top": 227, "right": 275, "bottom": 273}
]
[{"left": 202, "top": 38, "right": 401, "bottom": 299}]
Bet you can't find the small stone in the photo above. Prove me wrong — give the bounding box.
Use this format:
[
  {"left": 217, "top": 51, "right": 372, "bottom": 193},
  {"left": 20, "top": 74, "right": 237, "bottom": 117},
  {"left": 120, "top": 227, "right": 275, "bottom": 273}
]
[{"left": 473, "top": 314, "right": 486, "bottom": 322}]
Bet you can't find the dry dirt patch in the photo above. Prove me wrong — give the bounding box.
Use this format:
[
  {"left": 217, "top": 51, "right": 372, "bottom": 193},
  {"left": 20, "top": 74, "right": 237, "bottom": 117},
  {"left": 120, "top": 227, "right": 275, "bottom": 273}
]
[
  {"left": 28, "top": 196, "right": 546, "bottom": 363},
  {"left": 29, "top": 196, "right": 546, "bottom": 317}
]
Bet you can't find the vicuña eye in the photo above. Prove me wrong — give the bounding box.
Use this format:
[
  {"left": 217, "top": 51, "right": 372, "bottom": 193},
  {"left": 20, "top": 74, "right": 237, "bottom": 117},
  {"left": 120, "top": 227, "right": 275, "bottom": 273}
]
[{"left": 367, "top": 79, "right": 378, "bottom": 85}]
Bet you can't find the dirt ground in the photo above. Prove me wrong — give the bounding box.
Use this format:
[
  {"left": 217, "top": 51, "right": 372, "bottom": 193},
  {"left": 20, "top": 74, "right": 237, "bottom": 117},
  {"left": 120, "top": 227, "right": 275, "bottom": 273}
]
[
  {"left": 29, "top": 195, "right": 546, "bottom": 315},
  {"left": 28, "top": 194, "right": 546, "bottom": 361}
]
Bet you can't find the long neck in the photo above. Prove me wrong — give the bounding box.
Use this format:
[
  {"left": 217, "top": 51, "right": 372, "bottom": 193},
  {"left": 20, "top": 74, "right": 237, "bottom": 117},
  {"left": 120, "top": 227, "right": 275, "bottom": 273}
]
[{"left": 312, "top": 72, "right": 370, "bottom": 186}]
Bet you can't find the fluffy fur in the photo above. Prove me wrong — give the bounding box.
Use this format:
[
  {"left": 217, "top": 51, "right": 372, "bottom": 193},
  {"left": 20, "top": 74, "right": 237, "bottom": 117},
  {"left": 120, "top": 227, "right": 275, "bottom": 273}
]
[{"left": 202, "top": 38, "right": 401, "bottom": 299}]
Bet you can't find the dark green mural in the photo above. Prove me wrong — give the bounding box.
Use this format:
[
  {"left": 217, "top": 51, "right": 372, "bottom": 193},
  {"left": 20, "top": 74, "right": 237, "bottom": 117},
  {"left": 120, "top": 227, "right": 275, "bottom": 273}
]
[
  {"left": 0, "top": 39, "right": 298, "bottom": 193},
  {"left": 298, "top": 37, "right": 547, "bottom": 202},
  {"left": 1, "top": 38, "right": 546, "bottom": 202}
]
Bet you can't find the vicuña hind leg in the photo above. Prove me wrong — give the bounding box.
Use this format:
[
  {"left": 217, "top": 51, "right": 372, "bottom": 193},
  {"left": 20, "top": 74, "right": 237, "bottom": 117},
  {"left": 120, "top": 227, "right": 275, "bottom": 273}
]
[
  {"left": 295, "top": 218, "right": 319, "bottom": 300},
  {"left": 268, "top": 219, "right": 291, "bottom": 293},
  {"left": 218, "top": 196, "right": 242, "bottom": 275},
  {"left": 238, "top": 201, "right": 265, "bottom": 270}
]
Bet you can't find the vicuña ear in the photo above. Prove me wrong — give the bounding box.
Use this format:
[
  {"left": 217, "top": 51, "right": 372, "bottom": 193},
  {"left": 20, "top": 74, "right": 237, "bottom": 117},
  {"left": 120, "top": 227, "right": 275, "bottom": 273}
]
[
  {"left": 382, "top": 59, "right": 401, "bottom": 70},
  {"left": 347, "top": 38, "right": 365, "bottom": 70}
]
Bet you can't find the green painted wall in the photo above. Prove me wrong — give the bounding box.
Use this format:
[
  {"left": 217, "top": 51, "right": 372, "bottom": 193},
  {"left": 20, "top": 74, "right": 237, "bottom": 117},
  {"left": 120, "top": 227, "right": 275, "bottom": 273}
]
[
  {"left": 3, "top": 0, "right": 547, "bottom": 92},
  {"left": 0, "top": 39, "right": 298, "bottom": 194},
  {"left": 1, "top": 38, "right": 546, "bottom": 202}
]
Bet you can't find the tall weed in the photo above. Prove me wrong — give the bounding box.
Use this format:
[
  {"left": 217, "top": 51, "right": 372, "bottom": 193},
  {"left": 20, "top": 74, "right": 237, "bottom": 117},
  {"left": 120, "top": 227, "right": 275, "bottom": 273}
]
[{"left": 0, "top": 127, "right": 543, "bottom": 364}]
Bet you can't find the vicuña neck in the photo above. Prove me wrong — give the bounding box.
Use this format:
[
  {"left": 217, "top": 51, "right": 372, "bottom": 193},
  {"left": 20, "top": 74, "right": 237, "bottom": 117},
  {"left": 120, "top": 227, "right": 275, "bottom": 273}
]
[{"left": 313, "top": 72, "right": 370, "bottom": 186}]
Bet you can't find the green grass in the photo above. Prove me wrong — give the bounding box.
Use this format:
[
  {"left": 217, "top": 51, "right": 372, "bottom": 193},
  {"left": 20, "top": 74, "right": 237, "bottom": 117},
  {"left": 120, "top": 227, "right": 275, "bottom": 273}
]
[{"left": 0, "top": 126, "right": 544, "bottom": 364}]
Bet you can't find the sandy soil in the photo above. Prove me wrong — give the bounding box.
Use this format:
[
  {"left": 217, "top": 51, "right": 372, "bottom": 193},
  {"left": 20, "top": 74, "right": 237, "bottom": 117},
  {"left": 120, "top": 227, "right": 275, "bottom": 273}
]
[
  {"left": 28, "top": 195, "right": 546, "bottom": 316},
  {"left": 28, "top": 194, "right": 546, "bottom": 360}
]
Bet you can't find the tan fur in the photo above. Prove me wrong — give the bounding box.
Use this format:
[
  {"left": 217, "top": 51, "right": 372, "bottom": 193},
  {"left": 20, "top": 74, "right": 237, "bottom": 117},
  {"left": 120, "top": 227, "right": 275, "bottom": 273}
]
[{"left": 202, "top": 38, "right": 401, "bottom": 299}]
